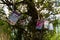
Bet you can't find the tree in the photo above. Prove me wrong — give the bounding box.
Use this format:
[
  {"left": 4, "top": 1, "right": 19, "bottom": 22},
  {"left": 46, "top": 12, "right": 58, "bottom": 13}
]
[{"left": 0, "top": 0, "right": 59, "bottom": 40}]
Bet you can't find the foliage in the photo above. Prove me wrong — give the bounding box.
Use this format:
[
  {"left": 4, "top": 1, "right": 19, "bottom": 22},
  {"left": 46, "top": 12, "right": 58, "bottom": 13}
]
[
  {"left": 0, "top": 19, "right": 12, "bottom": 40},
  {"left": 0, "top": 0, "right": 60, "bottom": 40}
]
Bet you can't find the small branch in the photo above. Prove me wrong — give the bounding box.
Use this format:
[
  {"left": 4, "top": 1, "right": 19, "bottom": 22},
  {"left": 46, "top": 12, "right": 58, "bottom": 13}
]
[
  {"left": 1, "top": 0, "right": 13, "bottom": 10},
  {"left": 1, "top": 0, "right": 7, "bottom": 4},
  {"left": 0, "top": 3, "right": 6, "bottom": 4},
  {"left": 40, "top": 0, "right": 45, "bottom": 5},
  {"left": 5, "top": 0, "right": 12, "bottom": 5},
  {"left": 15, "top": 1, "right": 28, "bottom": 5}
]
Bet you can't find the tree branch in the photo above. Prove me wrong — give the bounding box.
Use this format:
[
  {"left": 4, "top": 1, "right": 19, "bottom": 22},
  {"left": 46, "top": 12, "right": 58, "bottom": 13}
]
[
  {"left": 1, "top": 0, "right": 13, "bottom": 10},
  {"left": 15, "top": 1, "right": 28, "bottom": 5}
]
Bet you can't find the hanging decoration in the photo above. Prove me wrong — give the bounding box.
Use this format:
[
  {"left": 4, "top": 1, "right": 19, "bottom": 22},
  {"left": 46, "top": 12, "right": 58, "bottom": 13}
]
[
  {"left": 44, "top": 20, "right": 49, "bottom": 29},
  {"left": 18, "top": 14, "right": 27, "bottom": 26},
  {"left": 8, "top": 11, "right": 21, "bottom": 25},
  {"left": 48, "top": 23, "right": 54, "bottom": 30},
  {"left": 36, "top": 13, "right": 44, "bottom": 30},
  {"left": 19, "top": 19, "right": 25, "bottom": 26},
  {"left": 36, "top": 20, "right": 44, "bottom": 30}
]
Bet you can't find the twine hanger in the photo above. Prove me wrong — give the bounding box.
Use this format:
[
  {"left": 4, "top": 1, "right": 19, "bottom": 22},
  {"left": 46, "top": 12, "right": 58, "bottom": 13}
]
[
  {"left": 38, "top": 13, "right": 40, "bottom": 20},
  {"left": 38, "top": 13, "right": 43, "bottom": 20}
]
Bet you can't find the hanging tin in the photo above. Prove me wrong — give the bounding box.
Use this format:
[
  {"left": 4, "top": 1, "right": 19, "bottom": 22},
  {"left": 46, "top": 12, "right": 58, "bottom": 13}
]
[
  {"left": 36, "top": 20, "right": 44, "bottom": 30},
  {"left": 8, "top": 11, "right": 20, "bottom": 25},
  {"left": 48, "top": 23, "right": 54, "bottom": 30},
  {"left": 44, "top": 20, "right": 49, "bottom": 29},
  {"left": 36, "top": 12, "right": 44, "bottom": 30}
]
